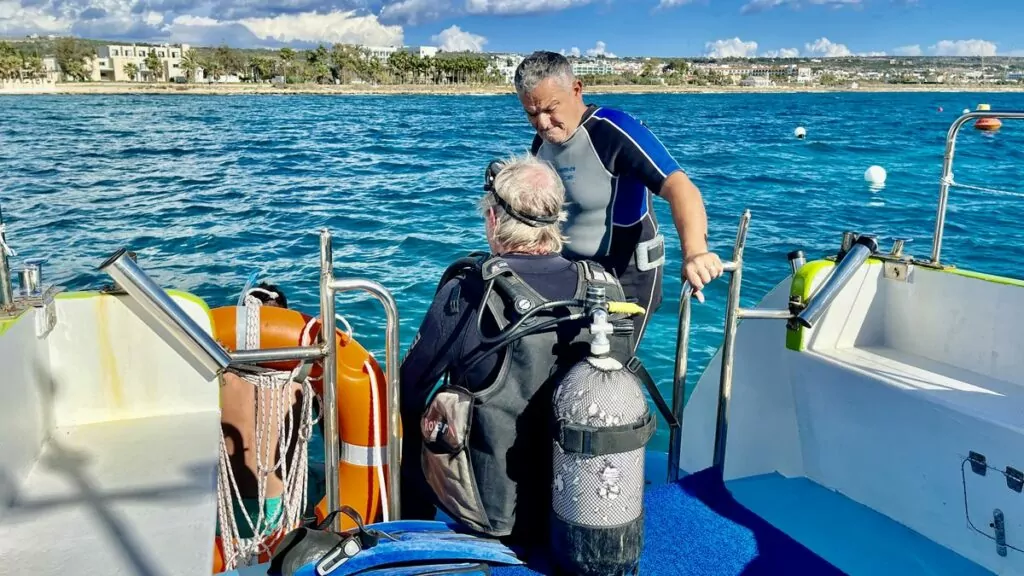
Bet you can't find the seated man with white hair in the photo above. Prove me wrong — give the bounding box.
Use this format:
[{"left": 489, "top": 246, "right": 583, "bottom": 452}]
[{"left": 398, "top": 153, "right": 644, "bottom": 548}]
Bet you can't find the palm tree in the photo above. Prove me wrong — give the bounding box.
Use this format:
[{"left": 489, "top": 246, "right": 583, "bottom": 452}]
[
  {"left": 144, "top": 49, "right": 163, "bottom": 82},
  {"left": 0, "top": 42, "right": 21, "bottom": 80},
  {"left": 180, "top": 49, "right": 199, "bottom": 82},
  {"left": 123, "top": 62, "right": 139, "bottom": 81}
]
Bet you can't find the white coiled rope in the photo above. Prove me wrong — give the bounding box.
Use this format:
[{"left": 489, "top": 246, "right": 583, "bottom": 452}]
[{"left": 215, "top": 295, "right": 318, "bottom": 570}]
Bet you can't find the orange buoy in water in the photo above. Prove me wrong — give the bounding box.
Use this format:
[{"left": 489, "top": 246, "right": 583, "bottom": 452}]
[
  {"left": 209, "top": 305, "right": 391, "bottom": 572},
  {"left": 974, "top": 104, "right": 1002, "bottom": 132}
]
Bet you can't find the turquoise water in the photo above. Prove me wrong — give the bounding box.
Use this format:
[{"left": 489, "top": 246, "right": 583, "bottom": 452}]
[{"left": 3, "top": 92, "right": 1024, "bottom": 451}]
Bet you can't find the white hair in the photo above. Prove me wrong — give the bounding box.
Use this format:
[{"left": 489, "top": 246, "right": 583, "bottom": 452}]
[
  {"left": 514, "top": 51, "right": 575, "bottom": 96},
  {"left": 479, "top": 154, "right": 568, "bottom": 254}
]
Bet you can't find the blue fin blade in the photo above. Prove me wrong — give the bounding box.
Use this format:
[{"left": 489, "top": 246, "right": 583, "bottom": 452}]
[
  {"left": 298, "top": 537, "right": 522, "bottom": 576},
  {"left": 346, "top": 561, "right": 492, "bottom": 575}
]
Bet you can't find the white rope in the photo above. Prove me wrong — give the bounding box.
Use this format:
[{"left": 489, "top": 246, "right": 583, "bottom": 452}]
[
  {"left": 366, "top": 356, "right": 388, "bottom": 523},
  {"left": 0, "top": 224, "right": 16, "bottom": 257},
  {"left": 215, "top": 295, "right": 316, "bottom": 571},
  {"left": 945, "top": 178, "right": 1024, "bottom": 199}
]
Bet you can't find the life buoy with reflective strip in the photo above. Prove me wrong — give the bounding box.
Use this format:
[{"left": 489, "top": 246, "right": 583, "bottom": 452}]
[{"left": 209, "top": 305, "right": 390, "bottom": 573}]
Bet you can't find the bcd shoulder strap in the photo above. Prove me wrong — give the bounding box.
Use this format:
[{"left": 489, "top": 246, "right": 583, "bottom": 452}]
[{"left": 479, "top": 255, "right": 552, "bottom": 331}]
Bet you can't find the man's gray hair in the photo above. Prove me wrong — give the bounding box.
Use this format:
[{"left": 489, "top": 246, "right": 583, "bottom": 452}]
[
  {"left": 479, "top": 154, "right": 568, "bottom": 254},
  {"left": 514, "top": 51, "right": 575, "bottom": 96}
]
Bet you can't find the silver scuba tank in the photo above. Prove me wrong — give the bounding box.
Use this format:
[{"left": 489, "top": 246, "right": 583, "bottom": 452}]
[{"left": 550, "top": 286, "right": 655, "bottom": 576}]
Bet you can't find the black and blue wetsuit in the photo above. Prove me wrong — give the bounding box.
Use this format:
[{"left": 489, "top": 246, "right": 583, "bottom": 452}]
[{"left": 532, "top": 104, "right": 684, "bottom": 347}]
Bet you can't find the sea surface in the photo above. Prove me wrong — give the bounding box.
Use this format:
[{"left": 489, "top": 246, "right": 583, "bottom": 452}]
[{"left": 3, "top": 91, "right": 1024, "bottom": 451}]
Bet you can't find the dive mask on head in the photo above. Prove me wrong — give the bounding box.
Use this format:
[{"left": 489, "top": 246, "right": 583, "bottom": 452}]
[{"left": 481, "top": 159, "right": 559, "bottom": 229}]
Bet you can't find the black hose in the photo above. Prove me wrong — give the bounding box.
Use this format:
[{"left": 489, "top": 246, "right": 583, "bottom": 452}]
[
  {"left": 474, "top": 278, "right": 582, "bottom": 346},
  {"left": 454, "top": 312, "right": 587, "bottom": 388}
]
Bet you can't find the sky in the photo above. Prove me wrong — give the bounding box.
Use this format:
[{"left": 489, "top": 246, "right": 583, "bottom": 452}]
[{"left": 2, "top": 0, "right": 1023, "bottom": 58}]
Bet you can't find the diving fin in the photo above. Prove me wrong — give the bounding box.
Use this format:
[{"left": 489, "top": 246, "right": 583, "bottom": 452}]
[
  {"left": 270, "top": 507, "right": 522, "bottom": 576},
  {"left": 344, "top": 561, "right": 492, "bottom": 575}
]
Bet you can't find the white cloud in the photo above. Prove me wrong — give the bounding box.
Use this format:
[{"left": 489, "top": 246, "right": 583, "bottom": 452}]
[
  {"left": 705, "top": 37, "right": 758, "bottom": 58},
  {"left": 464, "top": 0, "right": 596, "bottom": 15},
  {"left": 763, "top": 47, "right": 799, "bottom": 58},
  {"left": 585, "top": 40, "right": 615, "bottom": 58},
  {"left": 559, "top": 46, "right": 582, "bottom": 57},
  {"left": 380, "top": 0, "right": 452, "bottom": 25},
  {"left": 0, "top": 0, "right": 73, "bottom": 35},
  {"left": 431, "top": 24, "right": 487, "bottom": 52},
  {"left": 894, "top": 44, "right": 922, "bottom": 56},
  {"left": 741, "top": 0, "right": 860, "bottom": 14},
  {"left": 930, "top": 39, "right": 997, "bottom": 57},
  {"left": 804, "top": 37, "right": 852, "bottom": 57},
  {"left": 857, "top": 51, "right": 886, "bottom": 56},
  {"left": 656, "top": 0, "right": 695, "bottom": 8},
  {"left": 238, "top": 10, "right": 402, "bottom": 45}
]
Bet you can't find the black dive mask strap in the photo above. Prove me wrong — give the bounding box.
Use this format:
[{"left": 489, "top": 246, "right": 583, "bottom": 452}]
[{"left": 483, "top": 160, "right": 560, "bottom": 228}]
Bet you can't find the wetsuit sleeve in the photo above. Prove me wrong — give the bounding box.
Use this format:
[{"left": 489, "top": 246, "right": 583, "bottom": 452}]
[
  {"left": 401, "top": 276, "right": 477, "bottom": 409},
  {"left": 530, "top": 133, "right": 543, "bottom": 155},
  {"left": 590, "top": 109, "right": 684, "bottom": 196}
]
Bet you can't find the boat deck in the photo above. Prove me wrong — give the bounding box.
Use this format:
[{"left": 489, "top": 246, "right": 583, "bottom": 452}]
[
  {"left": 0, "top": 411, "right": 222, "bottom": 576},
  {"left": 493, "top": 465, "right": 991, "bottom": 576},
  {"left": 220, "top": 456, "right": 989, "bottom": 576}
]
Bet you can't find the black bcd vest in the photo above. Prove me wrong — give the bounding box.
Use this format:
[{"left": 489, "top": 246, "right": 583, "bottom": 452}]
[{"left": 419, "top": 253, "right": 659, "bottom": 541}]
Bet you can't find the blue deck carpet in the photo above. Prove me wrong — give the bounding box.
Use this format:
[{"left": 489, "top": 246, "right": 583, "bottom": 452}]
[{"left": 492, "top": 467, "right": 845, "bottom": 576}]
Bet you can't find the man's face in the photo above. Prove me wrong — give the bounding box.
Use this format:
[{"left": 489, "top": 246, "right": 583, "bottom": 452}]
[{"left": 518, "top": 77, "right": 584, "bottom": 145}]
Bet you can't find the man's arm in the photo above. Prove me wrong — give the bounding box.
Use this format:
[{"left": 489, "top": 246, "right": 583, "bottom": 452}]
[
  {"left": 592, "top": 108, "right": 723, "bottom": 300},
  {"left": 400, "top": 279, "right": 466, "bottom": 412},
  {"left": 660, "top": 172, "right": 722, "bottom": 301}
]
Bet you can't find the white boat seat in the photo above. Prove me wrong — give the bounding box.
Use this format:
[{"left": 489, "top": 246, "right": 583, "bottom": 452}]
[
  {"left": 0, "top": 410, "right": 221, "bottom": 576},
  {"left": 819, "top": 345, "right": 1022, "bottom": 435}
]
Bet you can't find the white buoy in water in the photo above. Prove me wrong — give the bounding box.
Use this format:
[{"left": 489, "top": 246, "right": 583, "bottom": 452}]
[
  {"left": 864, "top": 165, "right": 887, "bottom": 186},
  {"left": 963, "top": 108, "right": 971, "bottom": 115},
  {"left": 794, "top": 126, "right": 807, "bottom": 139}
]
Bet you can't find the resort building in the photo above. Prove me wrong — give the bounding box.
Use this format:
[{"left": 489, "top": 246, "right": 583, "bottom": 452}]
[
  {"left": 362, "top": 45, "right": 439, "bottom": 62},
  {"left": 572, "top": 59, "right": 615, "bottom": 76},
  {"left": 93, "top": 43, "right": 190, "bottom": 82}
]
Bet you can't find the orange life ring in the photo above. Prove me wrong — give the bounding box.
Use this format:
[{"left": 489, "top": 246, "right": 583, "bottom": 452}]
[{"left": 209, "top": 305, "right": 391, "bottom": 572}]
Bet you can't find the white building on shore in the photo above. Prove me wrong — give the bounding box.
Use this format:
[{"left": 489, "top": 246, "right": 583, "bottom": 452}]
[
  {"left": 362, "top": 45, "right": 439, "bottom": 62},
  {"left": 92, "top": 43, "right": 190, "bottom": 82}
]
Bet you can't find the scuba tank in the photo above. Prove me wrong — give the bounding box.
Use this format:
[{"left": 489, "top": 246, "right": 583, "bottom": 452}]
[{"left": 550, "top": 285, "right": 656, "bottom": 576}]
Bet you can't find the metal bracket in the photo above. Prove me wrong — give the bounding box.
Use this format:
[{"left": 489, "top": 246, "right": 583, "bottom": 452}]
[
  {"left": 35, "top": 298, "right": 57, "bottom": 339},
  {"left": 994, "top": 509, "right": 1008, "bottom": 557},
  {"left": 1007, "top": 467, "right": 1023, "bottom": 493},
  {"left": 970, "top": 451, "right": 988, "bottom": 476},
  {"left": 883, "top": 261, "right": 911, "bottom": 282}
]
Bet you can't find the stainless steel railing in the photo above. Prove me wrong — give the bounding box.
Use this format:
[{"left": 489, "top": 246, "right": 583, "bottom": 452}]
[
  {"left": 930, "top": 110, "right": 1024, "bottom": 266},
  {"left": 99, "top": 228, "right": 401, "bottom": 531},
  {"left": 667, "top": 210, "right": 877, "bottom": 483}
]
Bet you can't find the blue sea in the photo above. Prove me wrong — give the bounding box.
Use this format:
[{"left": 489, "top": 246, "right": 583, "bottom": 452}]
[{"left": 3, "top": 91, "right": 1024, "bottom": 450}]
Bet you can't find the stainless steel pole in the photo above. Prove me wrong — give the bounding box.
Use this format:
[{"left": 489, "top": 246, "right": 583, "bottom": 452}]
[
  {"left": 330, "top": 278, "right": 401, "bottom": 521},
  {"left": 712, "top": 210, "right": 751, "bottom": 477},
  {"left": 667, "top": 280, "right": 692, "bottom": 483},
  {"left": 319, "top": 229, "right": 341, "bottom": 532}
]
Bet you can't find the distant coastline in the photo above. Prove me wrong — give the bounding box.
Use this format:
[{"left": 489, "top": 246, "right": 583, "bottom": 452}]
[{"left": 4, "top": 81, "right": 1024, "bottom": 96}]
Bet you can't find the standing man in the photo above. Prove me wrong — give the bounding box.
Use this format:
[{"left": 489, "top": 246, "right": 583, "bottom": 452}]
[{"left": 513, "top": 51, "right": 723, "bottom": 348}]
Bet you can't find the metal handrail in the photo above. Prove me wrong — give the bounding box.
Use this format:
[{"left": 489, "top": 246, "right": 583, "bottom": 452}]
[
  {"left": 318, "top": 229, "right": 402, "bottom": 530},
  {"left": 667, "top": 210, "right": 795, "bottom": 483},
  {"left": 930, "top": 110, "right": 1024, "bottom": 265}
]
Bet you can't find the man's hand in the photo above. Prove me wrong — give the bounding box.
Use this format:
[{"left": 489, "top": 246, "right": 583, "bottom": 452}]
[
  {"left": 683, "top": 252, "right": 725, "bottom": 303},
  {"left": 660, "top": 171, "right": 722, "bottom": 303}
]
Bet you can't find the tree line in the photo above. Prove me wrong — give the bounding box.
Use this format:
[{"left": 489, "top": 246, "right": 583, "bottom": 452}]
[
  {"left": 2, "top": 36, "right": 503, "bottom": 85},
  {"left": 187, "top": 44, "right": 501, "bottom": 85}
]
